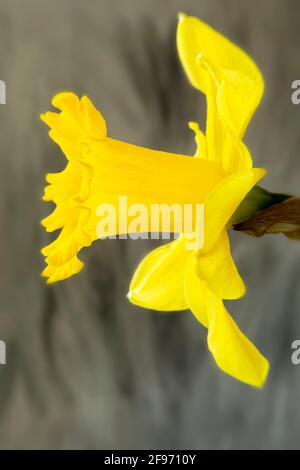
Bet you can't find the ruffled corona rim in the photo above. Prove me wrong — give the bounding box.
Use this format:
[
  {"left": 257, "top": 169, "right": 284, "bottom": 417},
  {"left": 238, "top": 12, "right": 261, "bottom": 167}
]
[{"left": 41, "top": 93, "right": 107, "bottom": 283}]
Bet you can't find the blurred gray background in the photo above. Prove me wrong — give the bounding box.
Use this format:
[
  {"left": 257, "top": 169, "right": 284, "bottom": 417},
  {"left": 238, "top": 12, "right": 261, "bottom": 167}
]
[{"left": 0, "top": 0, "right": 299, "bottom": 450}]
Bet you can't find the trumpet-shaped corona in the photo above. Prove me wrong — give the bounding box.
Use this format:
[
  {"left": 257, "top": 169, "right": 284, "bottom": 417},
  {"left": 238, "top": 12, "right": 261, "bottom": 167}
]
[{"left": 41, "top": 92, "right": 223, "bottom": 283}]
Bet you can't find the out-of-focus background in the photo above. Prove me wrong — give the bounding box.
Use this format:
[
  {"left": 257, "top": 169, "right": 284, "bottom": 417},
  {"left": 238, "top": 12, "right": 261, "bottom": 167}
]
[{"left": 0, "top": 0, "right": 299, "bottom": 450}]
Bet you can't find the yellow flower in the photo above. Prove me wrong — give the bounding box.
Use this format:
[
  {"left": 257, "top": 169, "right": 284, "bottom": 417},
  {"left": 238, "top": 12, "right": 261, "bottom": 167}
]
[
  {"left": 128, "top": 14, "right": 269, "bottom": 387},
  {"left": 41, "top": 92, "right": 223, "bottom": 283}
]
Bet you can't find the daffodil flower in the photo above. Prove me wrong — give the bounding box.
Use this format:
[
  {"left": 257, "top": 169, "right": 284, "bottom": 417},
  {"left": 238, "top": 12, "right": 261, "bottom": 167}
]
[
  {"left": 41, "top": 92, "right": 223, "bottom": 283},
  {"left": 128, "top": 14, "right": 269, "bottom": 387},
  {"left": 41, "top": 14, "right": 271, "bottom": 387}
]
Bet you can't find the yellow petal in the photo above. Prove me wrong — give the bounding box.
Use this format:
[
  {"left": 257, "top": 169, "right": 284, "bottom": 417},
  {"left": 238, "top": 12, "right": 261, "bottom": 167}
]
[
  {"left": 185, "top": 273, "right": 269, "bottom": 387},
  {"left": 128, "top": 238, "right": 191, "bottom": 311},
  {"left": 177, "top": 14, "right": 264, "bottom": 139},
  {"left": 196, "top": 230, "right": 246, "bottom": 300},
  {"left": 201, "top": 168, "right": 266, "bottom": 252},
  {"left": 204, "top": 68, "right": 254, "bottom": 173},
  {"left": 207, "top": 295, "right": 269, "bottom": 388}
]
